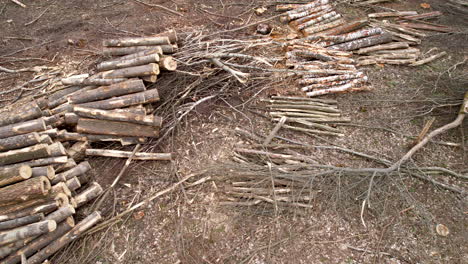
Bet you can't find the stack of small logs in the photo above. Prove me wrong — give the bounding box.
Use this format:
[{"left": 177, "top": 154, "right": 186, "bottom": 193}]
[
  {"left": 0, "top": 30, "right": 178, "bottom": 263},
  {"left": 262, "top": 96, "right": 349, "bottom": 137}
]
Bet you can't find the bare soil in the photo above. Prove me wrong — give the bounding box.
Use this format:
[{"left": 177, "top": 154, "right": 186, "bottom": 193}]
[{"left": 0, "top": 0, "right": 467, "bottom": 263}]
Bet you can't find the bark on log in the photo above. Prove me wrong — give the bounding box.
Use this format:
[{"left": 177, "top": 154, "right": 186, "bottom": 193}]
[
  {"left": 0, "top": 119, "right": 47, "bottom": 139},
  {"left": 67, "top": 141, "right": 89, "bottom": 162},
  {"left": 26, "top": 212, "right": 100, "bottom": 264},
  {"left": 328, "top": 32, "right": 393, "bottom": 51},
  {"left": 154, "top": 29, "right": 178, "bottom": 44},
  {"left": 102, "top": 46, "right": 165, "bottom": 56},
  {"left": 2, "top": 217, "right": 74, "bottom": 264},
  {"left": 47, "top": 87, "right": 81, "bottom": 108},
  {"left": 299, "top": 72, "right": 364, "bottom": 85},
  {"left": 387, "top": 30, "right": 421, "bottom": 44},
  {"left": 74, "top": 183, "right": 103, "bottom": 208},
  {"left": 0, "top": 220, "right": 56, "bottom": 247},
  {"left": 63, "top": 113, "right": 79, "bottom": 125},
  {"left": 298, "top": 11, "right": 338, "bottom": 29},
  {"left": 290, "top": 7, "right": 333, "bottom": 27},
  {"left": 370, "top": 47, "right": 420, "bottom": 55},
  {"left": 47, "top": 142, "right": 67, "bottom": 157},
  {"left": 0, "top": 132, "right": 43, "bottom": 152},
  {"left": 314, "top": 13, "right": 342, "bottom": 27},
  {"left": 375, "top": 22, "right": 426, "bottom": 38},
  {"left": 303, "top": 19, "right": 345, "bottom": 35},
  {"left": 0, "top": 102, "right": 44, "bottom": 127},
  {"left": 0, "top": 166, "right": 32, "bottom": 187},
  {"left": 284, "top": 0, "right": 330, "bottom": 21},
  {"left": 119, "top": 48, "right": 163, "bottom": 60},
  {"left": 100, "top": 63, "right": 159, "bottom": 79},
  {"left": 2, "top": 156, "right": 68, "bottom": 170},
  {"left": 78, "top": 88, "right": 160, "bottom": 110},
  {"left": 65, "top": 177, "right": 81, "bottom": 192},
  {"left": 400, "top": 11, "right": 442, "bottom": 20},
  {"left": 76, "top": 118, "right": 159, "bottom": 138},
  {"left": 85, "top": 149, "right": 172, "bottom": 160},
  {"left": 53, "top": 158, "right": 77, "bottom": 174},
  {"left": 368, "top": 11, "right": 418, "bottom": 18},
  {"left": 276, "top": 4, "right": 302, "bottom": 11},
  {"left": 322, "top": 27, "right": 384, "bottom": 46},
  {"left": 67, "top": 79, "right": 146, "bottom": 104},
  {"left": 306, "top": 78, "right": 369, "bottom": 97},
  {"left": 50, "top": 183, "right": 72, "bottom": 197},
  {"left": 103, "top": 36, "right": 171, "bottom": 47},
  {"left": 51, "top": 161, "right": 92, "bottom": 185},
  {"left": 0, "top": 177, "right": 51, "bottom": 206},
  {"left": 56, "top": 131, "right": 147, "bottom": 145},
  {"left": 316, "top": 19, "right": 368, "bottom": 36},
  {"left": 48, "top": 86, "right": 96, "bottom": 109},
  {"left": 97, "top": 54, "right": 160, "bottom": 71},
  {"left": 0, "top": 144, "right": 51, "bottom": 166},
  {"left": 159, "top": 43, "right": 178, "bottom": 54},
  {"left": 410, "top": 51, "right": 447, "bottom": 66},
  {"left": 356, "top": 41, "right": 410, "bottom": 54},
  {"left": 0, "top": 214, "right": 44, "bottom": 232},
  {"left": 61, "top": 77, "right": 127, "bottom": 86},
  {"left": 73, "top": 106, "right": 162, "bottom": 127},
  {"left": 398, "top": 22, "right": 453, "bottom": 33},
  {"left": 31, "top": 166, "right": 55, "bottom": 180},
  {"left": 159, "top": 56, "right": 177, "bottom": 71},
  {"left": 0, "top": 201, "right": 58, "bottom": 223},
  {"left": 301, "top": 80, "right": 351, "bottom": 92}
]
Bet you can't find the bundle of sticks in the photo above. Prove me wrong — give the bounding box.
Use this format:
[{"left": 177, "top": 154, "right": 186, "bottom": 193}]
[
  {"left": 262, "top": 96, "right": 349, "bottom": 136},
  {"left": 286, "top": 41, "right": 370, "bottom": 96}
]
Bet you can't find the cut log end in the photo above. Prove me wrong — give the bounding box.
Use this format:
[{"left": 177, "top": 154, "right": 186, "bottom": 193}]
[{"left": 159, "top": 56, "right": 177, "bottom": 71}]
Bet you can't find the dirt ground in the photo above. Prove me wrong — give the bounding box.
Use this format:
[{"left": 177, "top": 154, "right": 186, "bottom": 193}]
[{"left": 0, "top": 0, "right": 467, "bottom": 263}]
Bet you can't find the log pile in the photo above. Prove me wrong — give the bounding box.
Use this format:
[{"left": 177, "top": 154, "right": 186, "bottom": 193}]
[
  {"left": 263, "top": 96, "right": 349, "bottom": 137},
  {"left": 0, "top": 30, "right": 178, "bottom": 263}
]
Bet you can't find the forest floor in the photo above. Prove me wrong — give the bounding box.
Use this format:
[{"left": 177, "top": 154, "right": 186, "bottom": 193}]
[{"left": 0, "top": 0, "right": 467, "bottom": 263}]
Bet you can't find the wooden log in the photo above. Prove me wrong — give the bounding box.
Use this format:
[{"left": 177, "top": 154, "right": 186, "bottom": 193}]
[
  {"left": 119, "top": 48, "right": 163, "bottom": 60},
  {"left": 160, "top": 43, "right": 178, "bottom": 54},
  {"left": 1, "top": 156, "right": 68, "bottom": 170},
  {"left": 78, "top": 88, "right": 160, "bottom": 110},
  {"left": 298, "top": 11, "right": 338, "bottom": 29},
  {"left": 100, "top": 63, "right": 159, "bottom": 79},
  {"left": 0, "top": 144, "right": 51, "bottom": 166},
  {"left": 357, "top": 58, "right": 416, "bottom": 66},
  {"left": 85, "top": 149, "right": 172, "bottom": 160},
  {"left": 0, "top": 201, "right": 58, "bottom": 223},
  {"left": 154, "top": 29, "right": 178, "bottom": 44},
  {"left": 51, "top": 161, "right": 92, "bottom": 185},
  {"left": 317, "top": 19, "right": 368, "bottom": 36},
  {"left": 398, "top": 22, "right": 453, "bottom": 33},
  {"left": 102, "top": 46, "right": 166, "bottom": 56},
  {"left": 270, "top": 96, "right": 337, "bottom": 104},
  {"left": 56, "top": 130, "right": 146, "bottom": 145},
  {"left": 284, "top": 0, "right": 330, "bottom": 21},
  {"left": 0, "top": 119, "right": 46, "bottom": 139},
  {"left": 67, "top": 141, "right": 89, "bottom": 162},
  {"left": 142, "top": 75, "right": 158, "bottom": 83},
  {"left": 76, "top": 118, "right": 159, "bottom": 138},
  {"left": 61, "top": 77, "right": 127, "bottom": 86},
  {"left": 0, "top": 220, "right": 56, "bottom": 247},
  {"left": 368, "top": 11, "right": 418, "bottom": 18},
  {"left": 50, "top": 183, "right": 72, "bottom": 197},
  {"left": 47, "top": 87, "right": 81, "bottom": 108},
  {"left": 0, "top": 132, "right": 43, "bottom": 152},
  {"left": 410, "top": 51, "right": 447, "bottom": 66},
  {"left": 67, "top": 79, "right": 146, "bottom": 104},
  {"left": 0, "top": 166, "right": 32, "bottom": 187},
  {"left": 306, "top": 78, "right": 369, "bottom": 97},
  {"left": 2, "top": 217, "right": 75, "bottom": 264},
  {"left": 270, "top": 111, "right": 340, "bottom": 119},
  {"left": 299, "top": 72, "right": 364, "bottom": 85},
  {"left": 328, "top": 32, "right": 393, "bottom": 51},
  {"left": 303, "top": 19, "right": 345, "bottom": 35},
  {"left": 63, "top": 113, "right": 79, "bottom": 125},
  {"left": 43, "top": 114, "right": 65, "bottom": 127},
  {"left": 47, "top": 142, "right": 67, "bottom": 157},
  {"left": 290, "top": 6, "right": 333, "bottom": 27},
  {"left": 97, "top": 54, "right": 160, "bottom": 71},
  {"left": 0, "top": 214, "right": 44, "bottom": 232},
  {"left": 48, "top": 86, "right": 95, "bottom": 110},
  {"left": 159, "top": 56, "right": 177, "bottom": 71},
  {"left": 358, "top": 53, "right": 418, "bottom": 60},
  {"left": 400, "top": 11, "right": 442, "bottom": 20},
  {"left": 276, "top": 4, "right": 302, "bottom": 11},
  {"left": 65, "top": 177, "right": 81, "bottom": 192},
  {"left": 74, "top": 106, "right": 163, "bottom": 127},
  {"left": 26, "top": 212, "right": 101, "bottom": 264},
  {"left": 314, "top": 13, "right": 342, "bottom": 27},
  {"left": 37, "top": 131, "right": 56, "bottom": 141},
  {"left": 0, "top": 177, "right": 51, "bottom": 206},
  {"left": 370, "top": 47, "right": 420, "bottom": 55},
  {"left": 356, "top": 41, "right": 410, "bottom": 54},
  {"left": 282, "top": 124, "right": 344, "bottom": 136},
  {"left": 74, "top": 183, "right": 103, "bottom": 208},
  {"left": 387, "top": 30, "right": 421, "bottom": 44},
  {"left": 53, "top": 158, "right": 77, "bottom": 174},
  {"left": 103, "top": 36, "right": 171, "bottom": 47},
  {"left": 301, "top": 80, "right": 351, "bottom": 92},
  {"left": 0, "top": 103, "right": 44, "bottom": 127},
  {"left": 322, "top": 27, "right": 384, "bottom": 46},
  {"left": 31, "top": 166, "right": 55, "bottom": 180},
  {"left": 77, "top": 174, "right": 91, "bottom": 186},
  {"left": 375, "top": 22, "right": 426, "bottom": 38}
]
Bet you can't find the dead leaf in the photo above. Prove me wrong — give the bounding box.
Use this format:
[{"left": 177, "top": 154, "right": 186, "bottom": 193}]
[
  {"left": 133, "top": 210, "right": 145, "bottom": 220},
  {"left": 254, "top": 7, "right": 267, "bottom": 16},
  {"left": 436, "top": 224, "right": 449, "bottom": 236},
  {"left": 420, "top": 3, "right": 431, "bottom": 9}
]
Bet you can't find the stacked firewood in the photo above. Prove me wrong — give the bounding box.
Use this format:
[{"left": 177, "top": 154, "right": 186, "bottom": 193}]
[
  {"left": 0, "top": 30, "right": 178, "bottom": 263},
  {"left": 262, "top": 96, "right": 349, "bottom": 136}
]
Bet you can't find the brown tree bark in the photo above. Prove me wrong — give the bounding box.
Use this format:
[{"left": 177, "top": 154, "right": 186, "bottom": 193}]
[
  {"left": 47, "top": 86, "right": 82, "bottom": 108},
  {"left": 74, "top": 106, "right": 163, "bottom": 127},
  {"left": 1, "top": 156, "right": 68, "bottom": 170},
  {"left": 50, "top": 182, "right": 72, "bottom": 197},
  {"left": 31, "top": 166, "right": 55, "bottom": 180},
  {"left": 67, "top": 141, "right": 89, "bottom": 162},
  {"left": 74, "top": 183, "right": 103, "bottom": 208},
  {"left": 103, "top": 36, "right": 170, "bottom": 47},
  {"left": 0, "top": 214, "right": 44, "bottom": 231},
  {"left": 85, "top": 149, "right": 172, "bottom": 160},
  {"left": 65, "top": 177, "right": 81, "bottom": 192},
  {"left": 0, "top": 177, "right": 51, "bottom": 206},
  {"left": 53, "top": 158, "right": 77, "bottom": 174},
  {"left": 76, "top": 118, "right": 160, "bottom": 138},
  {"left": 2, "top": 217, "right": 74, "bottom": 264},
  {"left": 100, "top": 63, "right": 159, "bottom": 79},
  {"left": 0, "top": 220, "right": 56, "bottom": 246},
  {"left": 0, "top": 119, "right": 47, "bottom": 139},
  {"left": 0, "top": 144, "right": 51, "bottom": 166},
  {"left": 368, "top": 11, "right": 418, "bottom": 18},
  {"left": 0, "top": 201, "right": 58, "bottom": 223},
  {"left": 48, "top": 86, "right": 97, "bottom": 109},
  {"left": 48, "top": 142, "right": 67, "bottom": 157},
  {"left": 67, "top": 79, "right": 146, "bottom": 104},
  {"left": 97, "top": 54, "right": 160, "bottom": 71},
  {"left": 317, "top": 19, "right": 368, "bottom": 35},
  {"left": 119, "top": 48, "right": 163, "bottom": 60},
  {"left": 26, "top": 212, "right": 100, "bottom": 264},
  {"left": 0, "top": 132, "right": 43, "bottom": 152},
  {"left": 328, "top": 32, "right": 393, "bottom": 51},
  {"left": 142, "top": 74, "right": 158, "bottom": 83},
  {"left": 154, "top": 29, "right": 178, "bottom": 44},
  {"left": 356, "top": 41, "right": 410, "bottom": 54},
  {"left": 0, "top": 102, "right": 44, "bottom": 127},
  {"left": 102, "top": 46, "right": 165, "bottom": 56},
  {"left": 0, "top": 166, "right": 32, "bottom": 187},
  {"left": 51, "top": 161, "right": 92, "bottom": 185},
  {"left": 303, "top": 19, "right": 345, "bottom": 35},
  {"left": 78, "top": 88, "right": 160, "bottom": 110},
  {"left": 56, "top": 130, "right": 147, "bottom": 146},
  {"left": 61, "top": 77, "right": 128, "bottom": 86}
]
